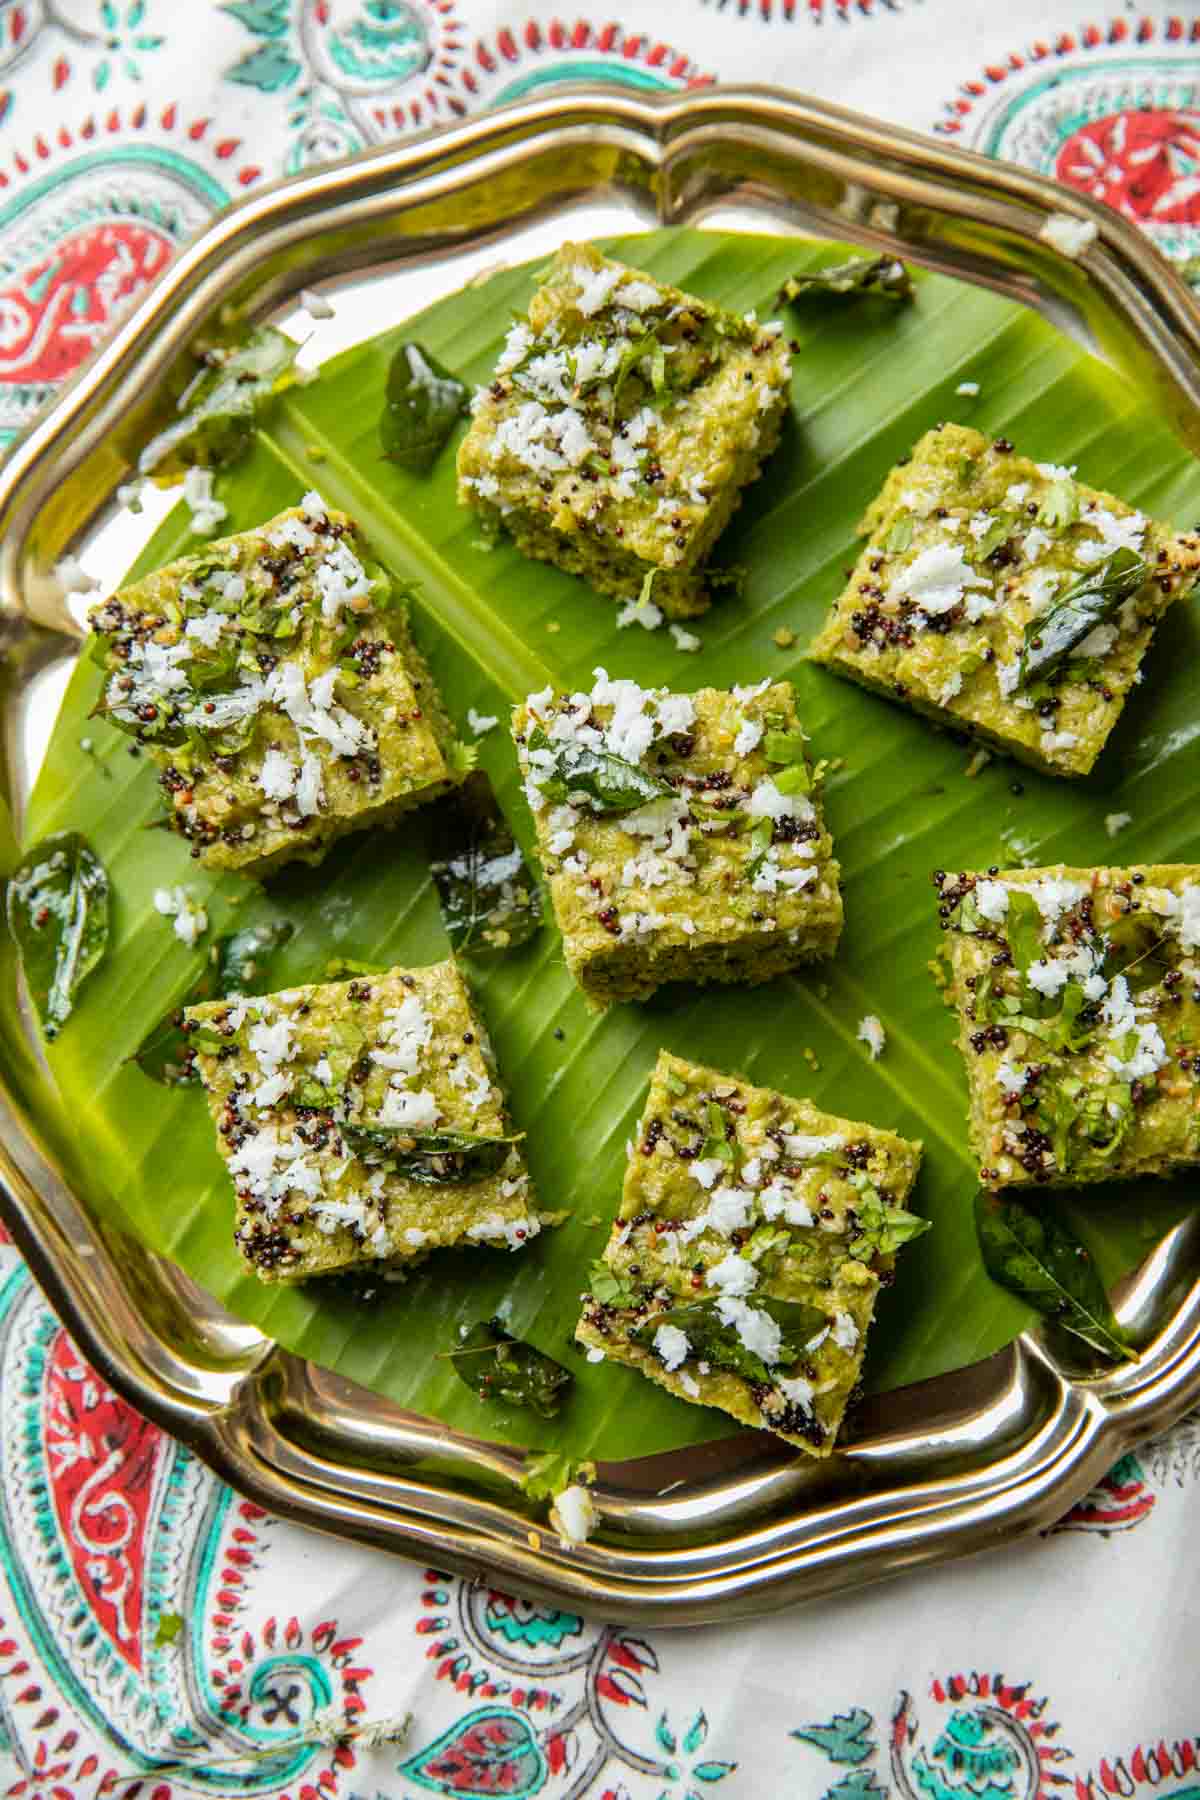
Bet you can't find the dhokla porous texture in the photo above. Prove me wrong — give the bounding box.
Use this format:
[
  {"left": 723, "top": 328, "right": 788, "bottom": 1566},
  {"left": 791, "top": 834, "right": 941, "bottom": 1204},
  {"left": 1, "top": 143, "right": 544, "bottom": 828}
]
[
  {"left": 185, "top": 959, "right": 538, "bottom": 1283},
  {"left": 810, "top": 424, "right": 1200, "bottom": 777},
  {"left": 457, "top": 242, "right": 792, "bottom": 619},
  {"left": 512, "top": 671, "right": 843, "bottom": 1009},
  {"left": 88, "top": 495, "right": 467, "bottom": 877},
  {"left": 938, "top": 863, "right": 1200, "bottom": 1188},
  {"left": 576, "top": 1052, "right": 925, "bottom": 1454}
]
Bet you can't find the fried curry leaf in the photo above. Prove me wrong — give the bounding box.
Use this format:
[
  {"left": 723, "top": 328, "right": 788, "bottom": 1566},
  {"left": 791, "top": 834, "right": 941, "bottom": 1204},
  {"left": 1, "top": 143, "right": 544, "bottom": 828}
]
[
  {"left": 974, "top": 1189, "right": 1134, "bottom": 1361},
  {"left": 7, "top": 832, "right": 110, "bottom": 1040},
  {"left": 380, "top": 340, "right": 468, "bottom": 471},
  {"left": 140, "top": 325, "right": 301, "bottom": 478},
  {"left": 447, "top": 1318, "right": 574, "bottom": 1419},
  {"left": 1016, "top": 547, "right": 1148, "bottom": 689},
  {"left": 526, "top": 727, "right": 674, "bottom": 812},
  {"left": 135, "top": 919, "right": 294, "bottom": 1086},
  {"left": 339, "top": 1125, "right": 515, "bottom": 1185},
  {"left": 632, "top": 1295, "right": 829, "bottom": 1387},
  {"left": 781, "top": 255, "right": 913, "bottom": 304},
  {"left": 431, "top": 788, "right": 542, "bottom": 955}
]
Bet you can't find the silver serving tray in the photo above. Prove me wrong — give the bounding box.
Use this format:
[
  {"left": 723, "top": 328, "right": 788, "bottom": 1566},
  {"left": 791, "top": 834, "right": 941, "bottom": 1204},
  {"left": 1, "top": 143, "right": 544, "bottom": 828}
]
[{"left": 1, "top": 86, "right": 1199, "bottom": 1626}]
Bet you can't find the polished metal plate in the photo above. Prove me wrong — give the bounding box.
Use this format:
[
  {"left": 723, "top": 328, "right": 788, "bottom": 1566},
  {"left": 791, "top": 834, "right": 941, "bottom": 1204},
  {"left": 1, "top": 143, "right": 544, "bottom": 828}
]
[{"left": 1, "top": 86, "right": 1198, "bottom": 1624}]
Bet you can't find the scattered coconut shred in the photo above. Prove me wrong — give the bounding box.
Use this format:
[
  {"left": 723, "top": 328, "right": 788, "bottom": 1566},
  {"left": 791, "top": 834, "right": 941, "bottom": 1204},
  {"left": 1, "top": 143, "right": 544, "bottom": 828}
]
[
  {"left": 669, "top": 623, "right": 701, "bottom": 653},
  {"left": 53, "top": 555, "right": 99, "bottom": 598},
  {"left": 550, "top": 1484, "right": 598, "bottom": 1546},
  {"left": 183, "top": 467, "right": 227, "bottom": 536},
  {"left": 617, "top": 593, "right": 663, "bottom": 633},
  {"left": 1038, "top": 213, "right": 1098, "bottom": 258},
  {"left": 857, "top": 1014, "right": 887, "bottom": 1061},
  {"left": 1105, "top": 810, "right": 1133, "bottom": 839},
  {"left": 300, "top": 288, "right": 335, "bottom": 321},
  {"left": 153, "top": 885, "right": 208, "bottom": 948}
]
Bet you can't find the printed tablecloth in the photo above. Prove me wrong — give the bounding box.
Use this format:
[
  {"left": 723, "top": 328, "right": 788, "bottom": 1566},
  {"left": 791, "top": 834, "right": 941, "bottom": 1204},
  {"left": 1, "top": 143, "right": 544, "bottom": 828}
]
[{"left": 1, "top": 3, "right": 1199, "bottom": 1793}]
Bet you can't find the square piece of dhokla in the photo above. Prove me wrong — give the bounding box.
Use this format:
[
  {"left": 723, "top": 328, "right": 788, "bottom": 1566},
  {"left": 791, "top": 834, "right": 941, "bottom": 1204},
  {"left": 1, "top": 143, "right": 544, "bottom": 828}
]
[
  {"left": 457, "top": 242, "right": 792, "bottom": 619},
  {"left": 512, "top": 672, "right": 843, "bottom": 1009},
  {"left": 185, "top": 959, "right": 538, "bottom": 1283},
  {"left": 576, "top": 1052, "right": 926, "bottom": 1454},
  {"left": 937, "top": 863, "right": 1200, "bottom": 1188},
  {"left": 88, "top": 493, "right": 468, "bottom": 877},
  {"left": 810, "top": 424, "right": 1200, "bottom": 777}
]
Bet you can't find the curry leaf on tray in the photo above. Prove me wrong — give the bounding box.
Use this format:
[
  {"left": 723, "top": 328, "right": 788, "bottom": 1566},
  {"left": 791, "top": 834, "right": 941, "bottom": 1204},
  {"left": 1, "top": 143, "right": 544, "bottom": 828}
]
[
  {"left": 780, "top": 255, "right": 913, "bottom": 304},
  {"left": 527, "top": 727, "right": 674, "bottom": 812},
  {"left": 1016, "top": 547, "right": 1148, "bottom": 688},
  {"left": 974, "top": 1189, "right": 1134, "bottom": 1361},
  {"left": 139, "top": 325, "right": 300, "bottom": 478},
  {"left": 431, "top": 777, "right": 542, "bottom": 955},
  {"left": 338, "top": 1126, "right": 515, "bottom": 1185},
  {"left": 135, "top": 919, "right": 294, "bottom": 1086},
  {"left": 633, "top": 1295, "right": 829, "bottom": 1387},
  {"left": 380, "top": 340, "right": 468, "bottom": 471},
  {"left": 6, "top": 832, "right": 109, "bottom": 1040},
  {"left": 446, "top": 1318, "right": 574, "bottom": 1419}
]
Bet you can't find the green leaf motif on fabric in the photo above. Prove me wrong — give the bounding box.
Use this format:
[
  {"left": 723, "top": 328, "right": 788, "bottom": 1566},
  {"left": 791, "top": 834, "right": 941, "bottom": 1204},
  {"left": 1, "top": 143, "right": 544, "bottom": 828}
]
[
  {"left": 397, "top": 1706, "right": 547, "bottom": 1798},
  {"left": 822, "top": 1774, "right": 887, "bottom": 1800},
  {"left": 791, "top": 1707, "right": 876, "bottom": 1766},
  {"left": 221, "top": 0, "right": 290, "bottom": 33},
  {"left": 328, "top": 1, "right": 431, "bottom": 84},
  {"left": 226, "top": 41, "right": 303, "bottom": 92}
]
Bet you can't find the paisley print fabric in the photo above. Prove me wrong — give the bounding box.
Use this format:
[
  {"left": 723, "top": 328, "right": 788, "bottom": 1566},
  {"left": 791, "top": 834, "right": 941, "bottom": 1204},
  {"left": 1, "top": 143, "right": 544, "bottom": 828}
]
[{"left": 1, "top": 3, "right": 1198, "bottom": 1790}]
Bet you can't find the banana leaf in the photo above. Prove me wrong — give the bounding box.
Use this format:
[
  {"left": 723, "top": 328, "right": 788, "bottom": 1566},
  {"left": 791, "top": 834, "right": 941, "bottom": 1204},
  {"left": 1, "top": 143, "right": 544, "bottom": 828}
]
[{"left": 18, "top": 229, "right": 1200, "bottom": 1466}]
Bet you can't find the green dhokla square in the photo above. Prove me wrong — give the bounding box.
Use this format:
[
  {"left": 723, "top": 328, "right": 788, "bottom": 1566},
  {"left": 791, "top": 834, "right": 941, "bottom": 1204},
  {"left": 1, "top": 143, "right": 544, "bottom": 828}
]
[
  {"left": 512, "top": 672, "right": 843, "bottom": 1009},
  {"left": 186, "top": 959, "right": 538, "bottom": 1283},
  {"left": 938, "top": 863, "right": 1200, "bottom": 1188},
  {"left": 811, "top": 424, "right": 1200, "bottom": 777},
  {"left": 576, "top": 1052, "right": 926, "bottom": 1454},
  {"left": 88, "top": 495, "right": 468, "bottom": 877},
  {"left": 457, "top": 242, "right": 792, "bottom": 619}
]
